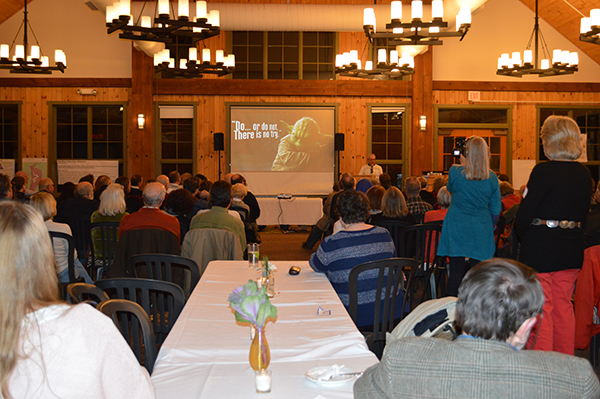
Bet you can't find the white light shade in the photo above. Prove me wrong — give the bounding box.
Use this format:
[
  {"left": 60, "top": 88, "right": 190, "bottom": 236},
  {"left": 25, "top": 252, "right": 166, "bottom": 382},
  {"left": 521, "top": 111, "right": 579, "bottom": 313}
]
[
  {"left": 158, "top": 0, "right": 169, "bottom": 15},
  {"left": 356, "top": 60, "right": 361, "bottom": 69},
  {"left": 189, "top": 47, "right": 197, "bottom": 61},
  {"left": 335, "top": 54, "right": 343, "bottom": 68},
  {"left": 119, "top": 0, "right": 130, "bottom": 17},
  {"left": 411, "top": 1, "right": 423, "bottom": 20},
  {"left": 390, "top": 50, "right": 399, "bottom": 64},
  {"left": 400, "top": 51, "right": 411, "bottom": 66},
  {"left": 432, "top": 0, "right": 443, "bottom": 19},
  {"left": 365, "top": 61, "right": 373, "bottom": 70},
  {"left": 429, "top": 26, "right": 439, "bottom": 33},
  {"left": 225, "top": 54, "right": 235, "bottom": 68},
  {"left": 569, "top": 52, "right": 578, "bottom": 66},
  {"left": 0, "top": 44, "right": 8, "bottom": 59},
  {"left": 55, "top": 50, "right": 66, "bottom": 66},
  {"left": 137, "top": 114, "right": 145, "bottom": 130},
  {"left": 363, "top": 8, "right": 375, "bottom": 27},
  {"left": 113, "top": 2, "right": 120, "bottom": 17},
  {"left": 178, "top": 0, "right": 189, "bottom": 18},
  {"left": 216, "top": 50, "right": 224, "bottom": 63},
  {"left": 30, "top": 45, "right": 40, "bottom": 60},
  {"left": 561, "top": 50, "right": 570, "bottom": 64},
  {"left": 591, "top": 9, "right": 600, "bottom": 25},
  {"left": 40, "top": 56, "right": 49, "bottom": 67},
  {"left": 169, "top": 58, "right": 175, "bottom": 68},
  {"left": 161, "top": 49, "right": 170, "bottom": 64},
  {"left": 456, "top": 6, "right": 471, "bottom": 29},
  {"left": 196, "top": 1, "right": 207, "bottom": 19},
  {"left": 552, "top": 49, "right": 561, "bottom": 64},
  {"left": 497, "top": 58, "right": 503, "bottom": 70},
  {"left": 511, "top": 52, "right": 521, "bottom": 66},
  {"left": 393, "top": 27, "right": 403, "bottom": 34},
  {"left": 153, "top": 52, "right": 161, "bottom": 66},
  {"left": 378, "top": 48, "right": 387, "bottom": 64},
  {"left": 202, "top": 48, "right": 211, "bottom": 63},
  {"left": 208, "top": 10, "right": 220, "bottom": 27},
  {"left": 349, "top": 50, "right": 358, "bottom": 64},
  {"left": 419, "top": 115, "right": 427, "bottom": 131},
  {"left": 342, "top": 52, "right": 350, "bottom": 66},
  {"left": 581, "top": 17, "right": 592, "bottom": 34},
  {"left": 141, "top": 16, "right": 152, "bottom": 28},
  {"left": 541, "top": 59, "right": 550, "bottom": 69},
  {"left": 106, "top": 5, "right": 114, "bottom": 23},
  {"left": 180, "top": 59, "right": 187, "bottom": 69},
  {"left": 391, "top": 1, "right": 402, "bottom": 20},
  {"left": 499, "top": 53, "right": 509, "bottom": 68},
  {"left": 15, "top": 45, "right": 24, "bottom": 59},
  {"left": 523, "top": 50, "right": 532, "bottom": 64}
]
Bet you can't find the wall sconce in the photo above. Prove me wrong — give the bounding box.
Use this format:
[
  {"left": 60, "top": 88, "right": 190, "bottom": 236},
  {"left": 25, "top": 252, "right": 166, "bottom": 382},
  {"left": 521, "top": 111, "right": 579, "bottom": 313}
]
[
  {"left": 419, "top": 115, "right": 427, "bottom": 131},
  {"left": 137, "top": 114, "right": 145, "bottom": 130}
]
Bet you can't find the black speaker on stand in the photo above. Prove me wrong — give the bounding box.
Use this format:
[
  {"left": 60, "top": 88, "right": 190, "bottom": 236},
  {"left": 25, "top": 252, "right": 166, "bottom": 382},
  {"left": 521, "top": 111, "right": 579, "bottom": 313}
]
[
  {"left": 335, "top": 133, "right": 345, "bottom": 179},
  {"left": 214, "top": 132, "right": 224, "bottom": 179}
]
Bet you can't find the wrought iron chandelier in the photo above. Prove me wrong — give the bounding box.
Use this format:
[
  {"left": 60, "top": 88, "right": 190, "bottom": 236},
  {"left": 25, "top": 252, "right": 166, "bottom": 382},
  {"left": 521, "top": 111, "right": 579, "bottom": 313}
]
[
  {"left": 497, "top": 0, "right": 578, "bottom": 77},
  {"left": 154, "top": 47, "right": 235, "bottom": 78},
  {"left": 580, "top": 9, "right": 600, "bottom": 45},
  {"left": 363, "top": 1, "right": 472, "bottom": 47},
  {"left": 106, "top": 0, "right": 220, "bottom": 44},
  {"left": 335, "top": 49, "right": 414, "bottom": 80},
  {"left": 0, "top": 0, "right": 66, "bottom": 74}
]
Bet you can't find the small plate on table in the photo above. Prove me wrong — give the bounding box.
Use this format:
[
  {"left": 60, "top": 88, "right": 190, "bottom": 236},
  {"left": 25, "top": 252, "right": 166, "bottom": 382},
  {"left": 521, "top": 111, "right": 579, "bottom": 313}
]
[{"left": 305, "top": 366, "right": 358, "bottom": 385}]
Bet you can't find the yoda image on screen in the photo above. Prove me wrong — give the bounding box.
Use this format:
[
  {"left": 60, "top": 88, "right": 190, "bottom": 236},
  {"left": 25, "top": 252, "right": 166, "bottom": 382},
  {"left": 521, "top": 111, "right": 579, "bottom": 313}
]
[{"left": 271, "top": 117, "right": 332, "bottom": 172}]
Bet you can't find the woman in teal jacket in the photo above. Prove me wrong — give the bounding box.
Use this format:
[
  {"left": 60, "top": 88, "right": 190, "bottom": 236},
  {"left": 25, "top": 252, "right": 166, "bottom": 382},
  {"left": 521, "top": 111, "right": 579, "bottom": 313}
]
[{"left": 437, "top": 136, "right": 501, "bottom": 296}]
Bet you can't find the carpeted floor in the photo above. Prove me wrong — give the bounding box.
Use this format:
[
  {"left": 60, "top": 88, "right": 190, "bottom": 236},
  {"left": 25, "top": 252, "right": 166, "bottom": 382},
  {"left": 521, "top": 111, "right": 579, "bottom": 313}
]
[{"left": 257, "top": 226, "right": 316, "bottom": 261}]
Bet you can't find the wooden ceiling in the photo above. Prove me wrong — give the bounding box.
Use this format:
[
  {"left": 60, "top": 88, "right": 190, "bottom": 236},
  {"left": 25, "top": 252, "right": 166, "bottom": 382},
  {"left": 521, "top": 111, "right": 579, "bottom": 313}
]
[{"left": 1, "top": 0, "right": 599, "bottom": 67}]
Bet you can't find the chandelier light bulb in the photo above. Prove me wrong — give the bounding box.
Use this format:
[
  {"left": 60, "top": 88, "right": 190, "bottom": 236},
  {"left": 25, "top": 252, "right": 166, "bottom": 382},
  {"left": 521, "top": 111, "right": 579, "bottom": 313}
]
[
  {"left": 55, "top": 50, "right": 66, "bottom": 66},
  {"left": 378, "top": 48, "right": 387, "bottom": 64},
  {"left": 189, "top": 47, "right": 197, "bottom": 62},
  {"left": 541, "top": 59, "right": 550, "bottom": 69},
  {"left": 552, "top": 49, "right": 561, "bottom": 64},
  {"left": 216, "top": 50, "right": 224, "bottom": 64},
  {"left": 581, "top": 17, "right": 592, "bottom": 34},
  {"left": 365, "top": 61, "right": 373, "bottom": 70},
  {"left": 40, "top": 56, "right": 49, "bottom": 67},
  {"left": 153, "top": 52, "right": 161, "bottom": 66},
  {"left": 363, "top": 8, "right": 375, "bottom": 27},
  {"left": 432, "top": 0, "right": 444, "bottom": 19},
  {"left": 350, "top": 50, "right": 358, "bottom": 64},
  {"left": 591, "top": 9, "right": 600, "bottom": 26},
  {"left": 560, "top": 50, "right": 569, "bottom": 64},
  {"left": 178, "top": 0, "right": 189, "bottom": 19},
  {"left": 196, "top": 1, "right": 207, "bottom": 19},
  {"left": 202, "top": 48, "right": 211, "bottom": 63},
  {"left": 119, "top": 0, "right": 130, "bottom": 18},
  {"left": 168, "top": 58, "right": 175, "bottom": 68},
  {"left": 569, "top": 52, "right": 579, "bottom": 66},
  {"left": 523, "top": 50, "right": 532, "bottom": 64},
  {"left": 393, "top": 27, "right": 403, "bottom": 34},
  {"left": 15, "top": 45, "right": 24, "bottom": 60},
  {"left": 158, "top": 0, "right": 169, "bottom": 16},
  {"left": 141, "top": 16, "right": 152, "bottom": 28},
  {"left": 0, "top": 44, "right": 8, "bottom": 59},
  {"left": 356, "top": 60, "right": 361, "bottom": 69},
  {"left": 335, "top": 54, "right": 343, "bottom": 68},
  {"left": 208, "top": 10, "right": 220, "bottom": 27},
  {"left": 391, "top": 1, "right": 402, "bottom": 21},
  {"left": 390, "top": 50, "right": 399, "bottom": 64},
  {"left": 430, "top": 26, "right": 439, "bottom": 33},
  {"left": 342, "top": 52, "right": 350, "bottom": 66},
  {"left": 30, "top": 45, "right": 40, "bottom": 60},
  {"left": 511, "top": 52, "right": 521, "bottom": 66},
  {"left": 106, "top": 5, "right": 114, "bottom": 23},
  {"left": 411, "top": 1, "right": 423, "bottom": 20},
  {"left": 180, "top": 59, "right": 187, "bottom": 69}
]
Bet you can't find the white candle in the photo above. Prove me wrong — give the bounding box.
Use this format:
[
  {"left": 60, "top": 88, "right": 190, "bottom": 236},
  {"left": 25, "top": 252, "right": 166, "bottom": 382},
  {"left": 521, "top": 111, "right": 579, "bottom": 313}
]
[
  {"left": 216, "top": 50, "right": 224, "bottom": 64},
  {"left": 141, "top": 16, "right": 151, "bottom": 28},
  {"left": 202, "top": 48, "right": 211, "bottom": 63},
  {"left": 411, "top": 1, "right": 423, "bottom": 20},
  {"left": 255, "top": 369, "right": 272, "bottom": 393},
  {"left": 189, "top": 47, "right": 197, "bottom": 62},
  {"left": 196, "top": 1, "right": 207, "bottom": 19},
  {"left": 178, "top": 0, "right": 189, "bottom": 19},
  {"left": 158, "top": 0, "right": 169, "bottom": 16},
  {"left": 0, "top": 44, "right": 9, "bottom": 59},
  {"left": 391, "top": 1, "right": 402, "bottom": 20}
]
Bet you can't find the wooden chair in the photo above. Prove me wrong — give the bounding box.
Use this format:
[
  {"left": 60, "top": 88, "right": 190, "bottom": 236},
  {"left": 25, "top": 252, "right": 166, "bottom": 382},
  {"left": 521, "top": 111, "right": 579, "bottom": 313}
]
[
  {"left": 90, "top": 221, "right": 121, "bottom": 280},
  {"left": 98, "top": 299, "right": 157, "bottom": 373},
  {"left": 96, "top": 277, "right": 185, "bottom": 345},
  {"left": 131, "top": 253, "right": 200, "bottom": 300},
  {"left": 348, "top": 258, "right": 416, "bottom": 359},
  {"left": 67, "top": 282, "right": 109, "bottom": 305}
]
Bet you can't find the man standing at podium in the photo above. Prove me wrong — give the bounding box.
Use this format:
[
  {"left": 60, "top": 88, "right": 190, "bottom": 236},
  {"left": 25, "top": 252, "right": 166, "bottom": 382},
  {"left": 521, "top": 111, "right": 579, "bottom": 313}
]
[{"left": 359, "top": 154, "right": 383, "bottom": 177}]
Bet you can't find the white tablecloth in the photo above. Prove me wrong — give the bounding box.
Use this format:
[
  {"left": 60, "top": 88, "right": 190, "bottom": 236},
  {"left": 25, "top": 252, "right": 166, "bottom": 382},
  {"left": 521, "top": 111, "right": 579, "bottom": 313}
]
[
  {"left": 151, "top": 261, "right": 378, "bottom": 399},
  {"left": 256, "top": 197, "right": 323, "bottom": 226}
]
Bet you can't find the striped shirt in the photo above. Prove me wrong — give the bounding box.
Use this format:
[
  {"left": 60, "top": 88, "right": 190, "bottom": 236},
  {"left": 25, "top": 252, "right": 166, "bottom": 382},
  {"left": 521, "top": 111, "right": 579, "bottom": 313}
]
[{"left": 309, "top": 226, "right": 396, "bottom": 327}]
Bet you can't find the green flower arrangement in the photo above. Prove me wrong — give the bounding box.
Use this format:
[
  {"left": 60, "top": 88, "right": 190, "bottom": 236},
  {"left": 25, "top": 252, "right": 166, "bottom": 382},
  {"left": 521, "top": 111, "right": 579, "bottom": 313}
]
[
  {"left": 228, "top": 279, "right": 277, "bottom": 329},
  {"left": 261, "top": 256, "right": 277, "bottom": 278}
]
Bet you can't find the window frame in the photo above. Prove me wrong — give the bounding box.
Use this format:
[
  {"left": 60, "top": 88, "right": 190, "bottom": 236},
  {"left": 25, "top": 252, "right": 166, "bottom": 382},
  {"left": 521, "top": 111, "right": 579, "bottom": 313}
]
[
  {"left": 0, "top": 102, "right": 21, "bottom": 171},
  {"left": 154, "top": 102, "right": 197, "bottom": 176}
]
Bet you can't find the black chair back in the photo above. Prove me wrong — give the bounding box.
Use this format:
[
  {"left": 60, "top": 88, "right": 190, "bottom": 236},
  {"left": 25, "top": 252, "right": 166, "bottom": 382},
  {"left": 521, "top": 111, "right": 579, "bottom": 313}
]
[
  {"left": 96, "top": 277, "right": 185, "bottom": 345},
  {"left": 348, "top": 258, "right": 416, "bottom": 359},
  {"left": 98, "top": 298, "right": 158, "bottom": 373},
  {"left": 131, "top": 253, "right": 200, "bottom": 300},
  {"left": 67, "top": 282, "right": 109, "bottom": 305},
  {"left": 65, "top": 215, "right": 91, "bottom": 264},
  {"left": 370, "top": 219, "right": 413, "bottom": 253},
  {"left": 49, "top": 231, "right": 77, "bottom": 283},
  {"left": 90, "top": 221, "right": 121, "bottom": 280}
]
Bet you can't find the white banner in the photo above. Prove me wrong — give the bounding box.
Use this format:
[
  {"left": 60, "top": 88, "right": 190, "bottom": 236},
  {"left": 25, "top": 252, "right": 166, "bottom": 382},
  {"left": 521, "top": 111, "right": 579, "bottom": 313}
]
[{"left": 56, "top": 160, "right": 119, "bottom": 185}]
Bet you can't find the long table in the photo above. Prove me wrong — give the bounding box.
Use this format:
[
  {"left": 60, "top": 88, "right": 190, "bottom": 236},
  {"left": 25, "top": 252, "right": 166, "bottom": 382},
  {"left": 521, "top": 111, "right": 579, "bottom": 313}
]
[
  {"left": 256, "top": 197, "right": 323, "bottom": 226},
  {"left": 150, "top": 261, "right": 378, "bottom": 398}
]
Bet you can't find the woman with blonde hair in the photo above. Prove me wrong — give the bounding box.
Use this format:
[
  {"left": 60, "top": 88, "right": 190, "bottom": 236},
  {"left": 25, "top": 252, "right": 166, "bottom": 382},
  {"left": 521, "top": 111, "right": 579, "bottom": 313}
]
[
  {"left": 0, "top": 201, "right": 155, "bottom": 398},
  {"left": 30, "top": 192, "right": 93, "bottom": 284},
  {"left": 90, "top": 183, "right": 128, "bottom": 267},
  {"left": 370, "top": 186, "right": 416, "bottom": 225},
  {"left": 516, "top": 115, "right": 591, "bottom": 355},
  {"left": 437, "top": 136, "right": 501, "bottom": 296}
]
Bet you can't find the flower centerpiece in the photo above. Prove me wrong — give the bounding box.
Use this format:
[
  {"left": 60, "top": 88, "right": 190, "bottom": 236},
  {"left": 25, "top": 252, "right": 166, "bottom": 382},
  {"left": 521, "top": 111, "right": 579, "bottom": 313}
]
[{"left": 228, "top": 279, "right": 278, "bottom": 370}]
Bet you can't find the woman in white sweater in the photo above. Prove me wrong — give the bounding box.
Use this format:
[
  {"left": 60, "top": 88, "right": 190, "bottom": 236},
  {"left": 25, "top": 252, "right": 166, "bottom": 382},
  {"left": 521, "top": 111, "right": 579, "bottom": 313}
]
[{"left": 0, "top": 201, "right": 155, "bottom": 399}]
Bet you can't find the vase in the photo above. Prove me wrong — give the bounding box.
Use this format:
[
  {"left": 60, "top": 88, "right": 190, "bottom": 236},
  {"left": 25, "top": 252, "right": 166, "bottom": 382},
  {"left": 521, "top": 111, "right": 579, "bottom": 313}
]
[
  {"left": 265, "top": 273, "right": 275, "bottom": 298},
  {"left": 249, "top": 327, "right": 270, "bottom": 371}
]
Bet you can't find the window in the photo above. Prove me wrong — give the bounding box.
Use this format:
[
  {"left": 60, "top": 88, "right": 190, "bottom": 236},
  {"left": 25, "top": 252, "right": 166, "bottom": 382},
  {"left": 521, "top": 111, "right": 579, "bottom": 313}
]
[
  {"left": 157, "top": 105, "right": 195, "bottom": 175},
  {"left": 232, "top": 31, "right": 334, "bottom": 80},
  {"left": 54, "top": 104, "right": 125, "bottom": 174},
  {"left": 0, "top": 104, "right": 19, "bottom": 161},
  {"left": 369, "top": 106, "right": 408, "bottom": 187}
]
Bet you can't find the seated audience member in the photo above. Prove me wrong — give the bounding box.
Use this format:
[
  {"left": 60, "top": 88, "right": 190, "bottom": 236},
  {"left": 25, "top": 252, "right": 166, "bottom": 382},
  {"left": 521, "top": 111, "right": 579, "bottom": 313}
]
[
  {"left": 366, "top": 185, "right": 385, "bottom": 218},
  {"left": 431, "top": 175, "right": 448, "bottom": 209},
  {"left": 424, "top": 186, "right": 451, "bottom": 223},
  {"left": 183, "top": 176, "right": 209, "bottom": 213},
  {"left": 55, "top": 181, "right": 100, "bottom": 222},
  {"left": 167, "top": 170, "right": 181, "bottom": 193},
  {"left": 30, "top": 192, "right": 93, "bottom": 284},
  {"left": 404, "top": 176, "right": 433, "bottom": 221},
  {"left": 231, "top": 183, "right": 251, "bottom": 221},
  {"left": 79, "top": 174, "right": 94, "bottom": 185},
  {"left": 231, "top": 174, "right": 260, "bottom": 224},
  {"left": 11, "top": 175, "right": 26, "bottom": 203},
  {"left": 156, "top": 174, "right": 169, "bottom": 191},
  {"left": 418, "top": 176, "right": 436, "bottom": 206},
  {"left": 356, "top": 178, "right": 373, "bottom": 194},
  {"left": 115, "top": 176, "right": 130, "bottom": 195},
  {"left": 498, "top": 173, "right": 510, "bottom": 182},
  {"left": 302, "top": 182, "right": 340, "bottom": 251},
  {"left": 330, "top": 173, "right": 355, "bottom": 221},
  {"left": 370, "top": 186, "right": 416, "bottom": 226},
  {"left": 310, "top": 190, "right": 396, "bottom": 328},
  {"left": 38, "top": 177, "right": 55, "bottom": 195},
  {"left": 499, "top": 181, "right": 521, "bottom": 212},
  {"left": 57, "top": 181, "right": 75, "bottom": 206},
  {"left": 0, "top": 173, "right": 12, "bottom": 201},
  {"left": 190, "top": 180, "right": 246, "bottom": 249},
  {"left": 0, "top": 201, "right": 155, "bottom": 398},
  {"left": 91, "top": 183, "right": 129, "bottom": 257},
  {"left": 163, "top": 188, "right": 195, "bottom": 242},
  {"left": 14, "top": 170, "right": 34, "bottom": 197},
  {"left": 180, "top": 172, "right": 192, "bottom": 184},
  {"left": 126, "top": 174, "right": 144, "bottom": 213},
  {"left": 379, "top": 173, "right": 392, "bottom": 190},
  {"left": 354, "top": 258, "right": 600, "bottom": 399},
  {"left": 118, "top": 182, "right": 180, "bottom": 242},
  {"left": 93, "top": 175, "right": 112, "bottom": 201}
]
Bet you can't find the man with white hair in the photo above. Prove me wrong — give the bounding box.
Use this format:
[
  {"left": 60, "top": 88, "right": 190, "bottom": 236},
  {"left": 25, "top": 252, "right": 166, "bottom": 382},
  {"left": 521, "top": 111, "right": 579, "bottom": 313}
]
[
  {"left": 156, "top": 174, "right": 169, "bottom": 190},
  {"left": 118, "top": 182, "right": 180, "bottom": 242},
  {"left": 38, "top": 177, "right": 55, "bottom": 195},
  {"left": 359, "top": 154, "right": 383, "bottom": 177},
  {"left": 55, "top": 181, "right": 99, "bottom": 222}
]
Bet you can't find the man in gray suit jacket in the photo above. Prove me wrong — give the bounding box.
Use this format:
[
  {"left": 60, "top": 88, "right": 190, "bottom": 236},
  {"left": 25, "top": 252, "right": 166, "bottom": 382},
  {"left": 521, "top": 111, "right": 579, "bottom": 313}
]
[{"left": 354, "top": 258, "right": 600, "bottom": 399}]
